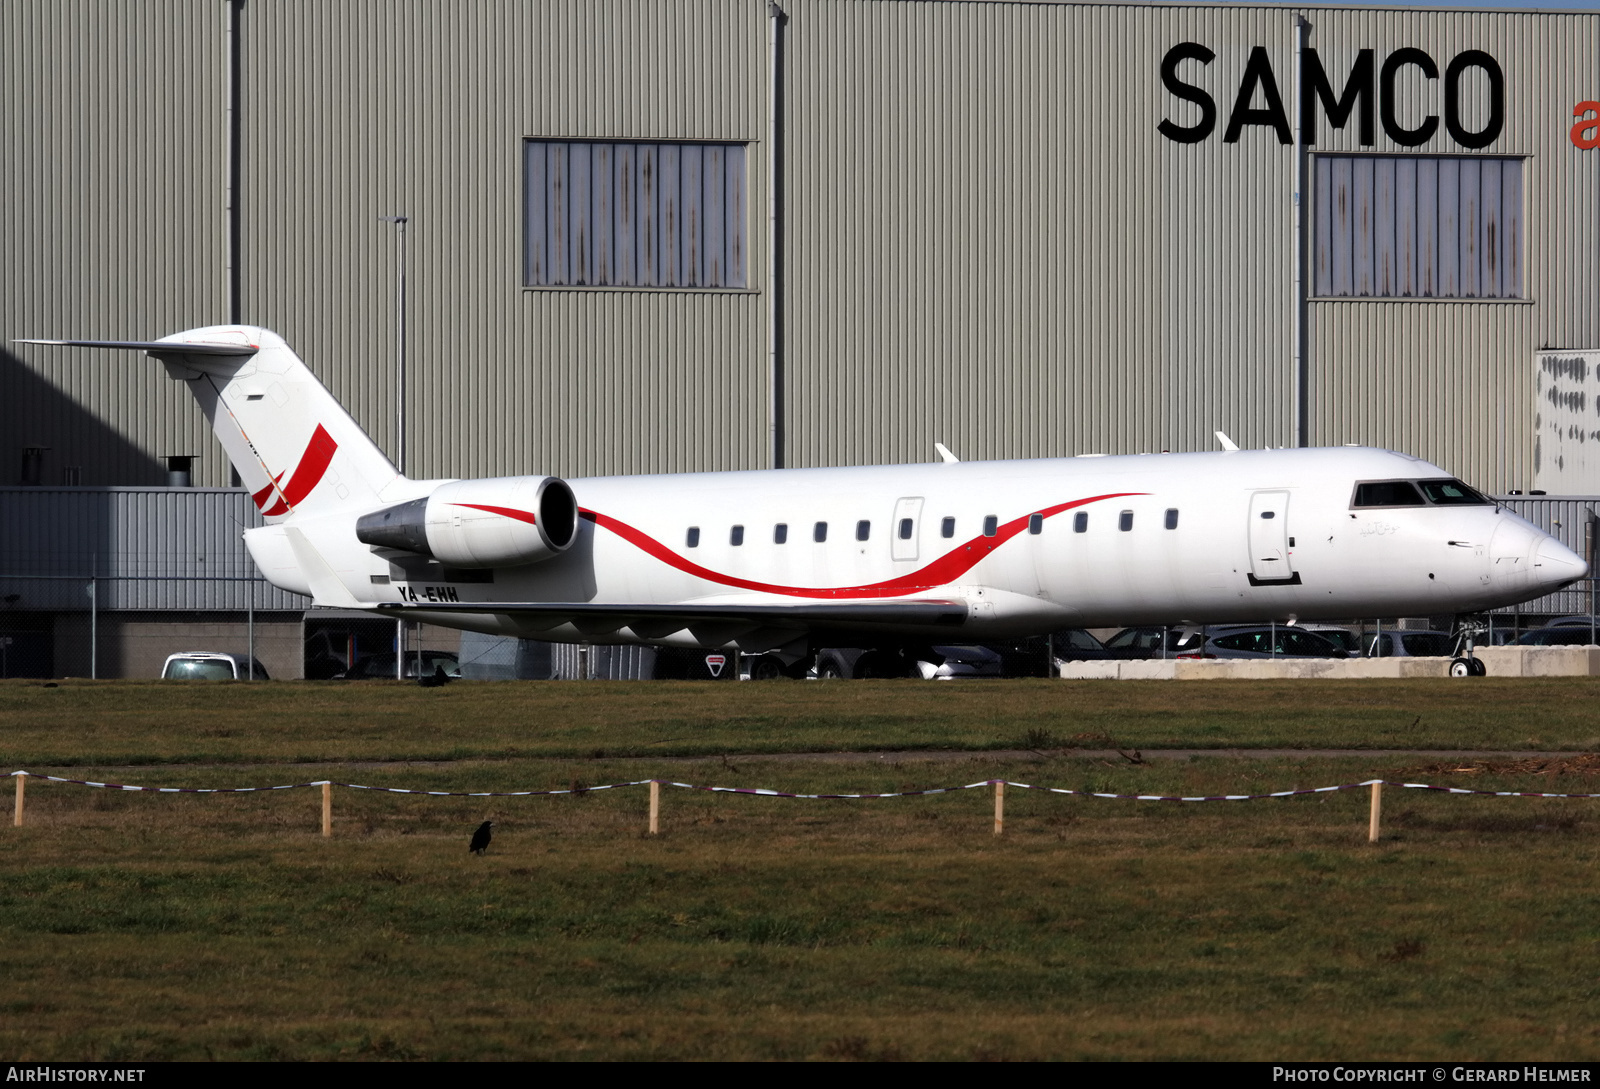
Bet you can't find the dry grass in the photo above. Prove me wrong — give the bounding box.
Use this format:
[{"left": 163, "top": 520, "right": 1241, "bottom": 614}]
[{"left": 4, "top": 753, "right": 1600, "bottom": 1060}]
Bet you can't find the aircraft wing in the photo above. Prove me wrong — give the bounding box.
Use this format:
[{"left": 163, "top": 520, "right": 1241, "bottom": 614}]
[{"left": 375, "top": 598, "right": 971, "bottom": 639}]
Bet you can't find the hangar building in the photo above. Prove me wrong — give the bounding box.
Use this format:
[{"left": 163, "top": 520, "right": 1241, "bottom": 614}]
[{"left": 2, "top": 0, "right": 1598, "bottom": 675}]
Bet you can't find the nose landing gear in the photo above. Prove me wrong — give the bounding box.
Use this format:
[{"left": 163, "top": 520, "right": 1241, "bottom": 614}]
[{"left": 1450, "top": 617, "right": 1488, "bottom": 677}]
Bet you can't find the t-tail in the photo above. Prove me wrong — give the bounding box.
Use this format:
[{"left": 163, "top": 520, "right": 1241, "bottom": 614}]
[{"left": 17, "top": 325, "right": 402, "bottom": 520}]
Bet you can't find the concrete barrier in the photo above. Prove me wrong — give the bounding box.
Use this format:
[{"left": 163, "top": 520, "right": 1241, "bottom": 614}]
[
  {"left": 1059, "top": 648, "right": 1600, "bottom": 680},
  {"left": 1475, "top": 645, "right": 1600, "bottom": 677}
]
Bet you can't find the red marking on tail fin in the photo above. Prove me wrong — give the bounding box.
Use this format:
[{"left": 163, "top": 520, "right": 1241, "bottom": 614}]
[
  {"left": 251, "top": 473, "right": 284, "bottom": 512},
  {"left": 258, "top": 425, "right": 338, "bottom": 516}
]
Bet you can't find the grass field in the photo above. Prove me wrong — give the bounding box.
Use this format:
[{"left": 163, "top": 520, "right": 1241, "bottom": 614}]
[
  {"left": 4, "top": 676, "right": 1600, "bottom": 765},
  {"left": 4, "top": 679, "right": 1600, "bottom": 1060}
]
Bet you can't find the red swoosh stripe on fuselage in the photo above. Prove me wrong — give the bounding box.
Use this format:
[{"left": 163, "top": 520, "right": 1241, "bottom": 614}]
[{"left": 576, "top": 493, "right": 1145, "bottom": 600}]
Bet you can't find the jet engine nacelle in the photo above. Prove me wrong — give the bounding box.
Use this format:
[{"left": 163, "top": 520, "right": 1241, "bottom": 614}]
[{"left": 355, "top": 475, "right": 579, "bottom": 568}]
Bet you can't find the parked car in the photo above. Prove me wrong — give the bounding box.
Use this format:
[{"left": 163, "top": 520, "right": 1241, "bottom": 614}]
[
  {"left": 1102, "top": 626, "right": 1197, "bottom": 659},
  {"left": 161, "top": 652, "right": 270, "bottom": 680},
  {"left": 1510, "top": 622, "right": 1600, "bottom": 647},
  {"left": 343, "top": 651, "right": 462, "bottom": 680},
  {"left": 914, "top": 645, "right": 1003, "bottom": 680},
  {"left": 1364, "top": 630, "right": 1455, "bottom": 657},
  {"left": 1176, "top": 626, "right": 1348, "bottom": 660},
  {"left": 1301, "top": 626, "right": 1363, "bottom": 656}
]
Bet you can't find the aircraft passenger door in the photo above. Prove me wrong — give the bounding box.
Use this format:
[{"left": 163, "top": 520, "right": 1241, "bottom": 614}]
[
  {"left": 891, "top": 497, "right": 924, "bottom": 562},
  {"left": 1248, "top": 490, "right": 1295, "bottom": 582}
]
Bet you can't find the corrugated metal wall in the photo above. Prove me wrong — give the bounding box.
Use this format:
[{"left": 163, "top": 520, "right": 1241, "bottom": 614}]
[
  {"left": 0, "top": 488, "right": 304, "bottom": 610},
  {"left": 4, "top": 1, "right": 1597, "bottom": 492}
]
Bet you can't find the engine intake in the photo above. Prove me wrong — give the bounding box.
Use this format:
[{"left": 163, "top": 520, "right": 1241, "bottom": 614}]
[{"left": 356, "top": 475, "right": 578, "bottom": 568}]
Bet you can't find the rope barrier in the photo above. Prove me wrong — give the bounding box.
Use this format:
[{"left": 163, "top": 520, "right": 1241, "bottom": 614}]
[
  {"left": 11, "top": 770, "right": 1600, "bottom": 840},
  {"left": 11, "top": 769, "right": 1600, "bottom": 801}
]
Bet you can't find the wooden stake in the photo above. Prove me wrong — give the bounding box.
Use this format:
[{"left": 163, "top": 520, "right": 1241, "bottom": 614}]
[
  {"left": 13, "top": 773, "right": 24, "bottom": 828},
  {"left": 1368, "top": 781, "right": 1382, "bottom": 844},
  {"left": 993, "top": 780, "right": 1005, "bottom": 836},
  {"left": 321, "top": 781, "right": 332, "bottom": 838},
  {"left": 649, "top": 779, "right": 660, "bottom": 835}
]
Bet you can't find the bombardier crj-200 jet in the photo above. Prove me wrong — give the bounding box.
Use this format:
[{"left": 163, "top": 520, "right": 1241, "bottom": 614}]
[{"left": 19, "top": 327, "right": 1587, "bottom": 677}]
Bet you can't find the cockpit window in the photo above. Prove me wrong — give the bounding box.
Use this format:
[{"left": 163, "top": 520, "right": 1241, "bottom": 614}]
[
  {"left": 1352, "top": 481, "right": 1425, "bottom": 508},
  {"left": 1417, "top": 478, "right": 1490, "bottom": 505}
]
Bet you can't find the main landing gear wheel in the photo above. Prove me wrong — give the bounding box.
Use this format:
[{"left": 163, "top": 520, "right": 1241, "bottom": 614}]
[{"left": 749, "top": 654, "right": 785, "bottom": 681}]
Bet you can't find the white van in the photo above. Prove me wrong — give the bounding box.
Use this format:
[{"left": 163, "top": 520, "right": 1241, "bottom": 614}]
[{"left": 161, "top": 652, "right": 270, "bottom": 680}]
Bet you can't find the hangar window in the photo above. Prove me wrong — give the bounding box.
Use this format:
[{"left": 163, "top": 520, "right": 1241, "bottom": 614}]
[
  {"left": 774, "top": 523, "right": 788, "bottom": 544},
  {"left": 524, "top": 139, "right": 748, "bottom": 290},
  {"left": 1313, "top": 155, "right": 1523, "bottom": 299},
  {"left": 941, "top": 517, "right": 955, "bottom": 538}
]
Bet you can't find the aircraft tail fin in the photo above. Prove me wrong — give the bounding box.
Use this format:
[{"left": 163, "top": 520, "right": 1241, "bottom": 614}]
[{"left": 17, "top": 326, "right": 402, "bottom": 521}]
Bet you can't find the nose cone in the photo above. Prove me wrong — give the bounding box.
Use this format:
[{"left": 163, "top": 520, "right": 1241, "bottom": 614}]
[{"left": 1535, "top": 536, "right": 1588, "bottom": 591}]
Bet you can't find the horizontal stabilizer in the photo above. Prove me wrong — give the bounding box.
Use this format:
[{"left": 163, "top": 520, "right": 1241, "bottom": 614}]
[{"left": 15, "top": 337, "right": 259, "bottom": 358}]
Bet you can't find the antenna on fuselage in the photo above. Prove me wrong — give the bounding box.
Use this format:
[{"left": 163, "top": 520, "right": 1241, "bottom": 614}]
[
  {"left": 1214, "top": 431, "right": 1240, "bottom": 452},
  {"left": 934, "top": 442, "right": 960, "bottom": 464}
]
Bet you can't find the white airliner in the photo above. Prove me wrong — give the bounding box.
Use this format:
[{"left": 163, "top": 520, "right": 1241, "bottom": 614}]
[{"left": 19, "top": 326, "right": 1587, "bottom": 675}]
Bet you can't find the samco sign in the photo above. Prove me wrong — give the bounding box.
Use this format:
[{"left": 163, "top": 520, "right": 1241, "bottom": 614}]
[{"left": 1159, "top": 43, "right": 1505, "bottom": 148}]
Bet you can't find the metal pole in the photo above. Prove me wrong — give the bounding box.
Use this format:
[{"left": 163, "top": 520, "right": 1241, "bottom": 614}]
[
  {"left": 1290, "top": 14, "right": 1311, "bottom": 448},
  {"left": 381, "top": 214, "right": 408, "bottom": 683},
  {"left": 765, "top": 3, "right": 786, "bottom": 470},
  {"left": 87, "top": 576, "right": 97, "bottom": 680},
  {"left": 380, "top": 214, "right": 409, "bottom": 474},
  {"left": 247, "top": 581, "right": 255, "bottom": 680}
]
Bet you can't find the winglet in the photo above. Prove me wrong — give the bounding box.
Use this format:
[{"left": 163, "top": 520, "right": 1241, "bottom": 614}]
[
  {"left": 283, "top": 527, "right": 370, "bottom": 609},
  {"left": 1214, "top": 431, "right": 1240, "bottom": 452},
  {"left": 934, "top": 442, "right": 959, "bottom": 464}
]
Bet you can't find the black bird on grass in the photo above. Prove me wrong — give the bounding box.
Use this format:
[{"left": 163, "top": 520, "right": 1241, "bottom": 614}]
[{"left": 469, "top": 820, "right": 494, "bottom": 855}]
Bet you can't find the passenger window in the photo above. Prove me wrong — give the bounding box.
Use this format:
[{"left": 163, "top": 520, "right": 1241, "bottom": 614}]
[
  {"left": 814, "top": 521, "right": 828, "bottom": 543},
  {"left": 856, "top": 520, "right": 871, "bottom": 541},
  {"left": 983, "top": 515, "right": 998, "bottom": 537},
  {"left": 898, "top": 518, "right": 913, "bottom": 540},
  {"left": 1074, "top": 512, "right": 1088, "bottom": 533},
  {"left": 686, "top": 527, "right": 700, "bottom": 548},
  {"left": 1165, "top": 508, "right": 1179, "bottom": 530},
  {"left": 1119, "top": 510, "right": 1133, "bottom": 532},
  {"left": 941, "top": 517, "right": 955, "bottom": 538},
  {"left": 1028, "top": 514, "right": 1043, "bottom": 535},
  {"left": 774, "top": 523, "right": 788, "bottom": 544},
  {"left": 730, "top": 525, "right": 744, "bottom": 546},
  {"left": 1352, "top": 480, "right": 1426, "bottom": 508}
]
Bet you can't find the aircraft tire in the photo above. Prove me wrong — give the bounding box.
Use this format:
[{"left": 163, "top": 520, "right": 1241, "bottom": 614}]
[
  {"left": 817, "top": 652, "right": 852, "bottom": 680},
  {"left": 1449, "top": 657, "right": 1473, "bottom": 678},
  {"left": 749, "top": 654, "right": 785, "bottom": 681},
  {"left": 1470, "top": 657, "right": 1487, "bottom": 677}
]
